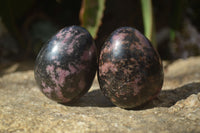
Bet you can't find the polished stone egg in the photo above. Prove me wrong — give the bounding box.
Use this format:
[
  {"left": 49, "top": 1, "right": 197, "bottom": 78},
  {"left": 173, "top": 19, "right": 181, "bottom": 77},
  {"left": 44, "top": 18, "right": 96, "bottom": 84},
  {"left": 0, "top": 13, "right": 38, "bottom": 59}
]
[
  {"left": 34, "top": 26, "right": 97, "bottom": 104},
  {"left": 98, "top": 27, "right": 164, "bottom": 109}
]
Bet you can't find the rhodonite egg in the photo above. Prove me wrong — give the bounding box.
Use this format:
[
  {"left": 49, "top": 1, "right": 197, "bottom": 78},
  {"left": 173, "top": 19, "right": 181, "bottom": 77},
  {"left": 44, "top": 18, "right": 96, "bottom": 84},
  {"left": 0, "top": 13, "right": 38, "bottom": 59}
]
[
  {"left": 98, "top": 27, "right": 164, "bottom": 109},
  {"left": 34, "top": 26, "right": 97, "bottom": 104}
]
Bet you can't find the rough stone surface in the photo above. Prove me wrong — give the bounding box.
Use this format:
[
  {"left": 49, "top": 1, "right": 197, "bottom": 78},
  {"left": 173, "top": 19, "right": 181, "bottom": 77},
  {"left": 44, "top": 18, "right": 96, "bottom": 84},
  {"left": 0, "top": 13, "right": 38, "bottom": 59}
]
[{"left": 0, "top": 57, "right": 200, "bottom": 133}]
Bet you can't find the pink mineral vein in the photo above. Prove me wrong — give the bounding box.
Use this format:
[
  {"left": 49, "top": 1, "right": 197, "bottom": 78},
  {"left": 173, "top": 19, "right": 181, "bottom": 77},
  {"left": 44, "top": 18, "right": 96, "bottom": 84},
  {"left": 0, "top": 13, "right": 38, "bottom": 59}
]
[
  {"left": 68, "top": 63, "right": 86, "bottom": 75},
  {"left": 68, "top": 64, "right": 77, "bottom": 73},
  {"left": 43, "top": 86, "right": 52, "bottom": 94},
  {"left": 134, "top": 30, "right": 149, "bottom": 47},
  {"left": 42, "top": 81, "right": 46, "bottom": 88},
  {"left": 46, "top": 65, "right": 55, "bottom": 74},
  {"left": 54, "top": 60, "right": 60, "bottom": 66},
  {"left": 100, "top": 62, "right": 118, "bottom": 75},
  {"left": 45, "top": 64, "right": 75, "bottom": 102},
  {"left": 56, "top": 27, "right": 73, "bottom": 39},
  {"left": 102, "top": 42, "right": 114, "bottom": 53},
  {"left": 46, "top": 65, "right": 56, "bottom": 84},
  {"left": 130, "top": 41, "right": 144, "bottom": 52},
  {"left": 66, "top": 32, "right": 85, "bottom": 55},
  {"left": 54, "top": 86, "right": 71, "bottom": 102},
  {"left": 62, "top": 32, "right": 72, "bottom": 43},
  {"left": 56, "top": 67, "right": 70, "bottom": 87},
  {"left": 66, "top": 42, "right": 74, "bottom": 54},
  {"left": 56, "top": 29, "right": 66, "bottom": 39},
  {"left": 123, "top": 68, "right": 132, "bottom": 75},
  {"left": 52, "top": 56, "right": 58, "bottom": 60},
  {"left": 112, "top": 33, "right": 128, "bottom": 41},
  {"left": 46, "top": 65, "right": 70, "bottom": 87},
  {"left": 41, "top": 81, "right": 52, "bottom": 97},
  {"left": 130, "top": 76, "right": 142, "bottom": 96}
]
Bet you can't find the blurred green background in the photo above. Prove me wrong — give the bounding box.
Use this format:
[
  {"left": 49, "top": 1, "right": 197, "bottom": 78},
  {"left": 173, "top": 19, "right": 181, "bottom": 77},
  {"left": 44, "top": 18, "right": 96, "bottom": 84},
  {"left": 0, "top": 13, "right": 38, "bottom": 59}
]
[{"left": 0, "top": 0, "right": 200, "bottom": 63}]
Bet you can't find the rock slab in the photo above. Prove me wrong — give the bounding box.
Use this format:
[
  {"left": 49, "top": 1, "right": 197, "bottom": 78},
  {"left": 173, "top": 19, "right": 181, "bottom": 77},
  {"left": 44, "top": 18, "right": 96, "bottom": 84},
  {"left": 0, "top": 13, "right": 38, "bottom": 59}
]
[{"left": 0, "top": 57, "right": 200, "bottom": 133}]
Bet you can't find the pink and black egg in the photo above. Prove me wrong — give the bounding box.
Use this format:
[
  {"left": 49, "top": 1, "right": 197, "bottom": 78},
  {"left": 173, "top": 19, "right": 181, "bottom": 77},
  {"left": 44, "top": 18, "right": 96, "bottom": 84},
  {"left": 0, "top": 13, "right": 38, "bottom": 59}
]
[
  {"left": 34, "top": 26, "right": 97, "bottom": 104},
  {"left": 98, "top": 27, "right": 164, "bottom": 109}
]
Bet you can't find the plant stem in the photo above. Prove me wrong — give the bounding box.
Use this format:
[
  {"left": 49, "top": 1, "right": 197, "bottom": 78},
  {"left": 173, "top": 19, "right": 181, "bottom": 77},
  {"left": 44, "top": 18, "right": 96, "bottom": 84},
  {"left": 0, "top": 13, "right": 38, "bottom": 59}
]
[{"left": 141, "top": 0, "right": 156, "bottom": 47}]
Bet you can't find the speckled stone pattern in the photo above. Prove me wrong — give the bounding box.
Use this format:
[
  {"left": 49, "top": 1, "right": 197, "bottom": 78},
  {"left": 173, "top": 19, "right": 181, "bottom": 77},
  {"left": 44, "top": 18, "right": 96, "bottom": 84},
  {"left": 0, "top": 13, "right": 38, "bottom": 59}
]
[
  {"left": 98, "top": 27, "right": 164, "bottom": 109},
  {"left": 34, "top": 26, "right": 97, "bottom": 104}
]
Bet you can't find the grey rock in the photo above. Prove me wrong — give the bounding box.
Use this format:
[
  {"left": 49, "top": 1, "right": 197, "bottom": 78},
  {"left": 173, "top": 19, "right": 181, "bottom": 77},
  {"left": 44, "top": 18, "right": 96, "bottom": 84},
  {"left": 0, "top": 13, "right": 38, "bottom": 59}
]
[{"left": 0, "top": 57, "right": 200, "bottom": 133}]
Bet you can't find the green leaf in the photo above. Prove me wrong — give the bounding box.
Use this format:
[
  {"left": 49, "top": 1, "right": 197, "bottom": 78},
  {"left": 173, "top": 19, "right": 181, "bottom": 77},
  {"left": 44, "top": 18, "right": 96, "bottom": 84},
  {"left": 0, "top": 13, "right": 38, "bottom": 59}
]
[
  {"left": 79, "top": 0, "right": 106, "bottom": 39},
  {"left": 141, "top": 0, "right": 156, "bottom": 47}
]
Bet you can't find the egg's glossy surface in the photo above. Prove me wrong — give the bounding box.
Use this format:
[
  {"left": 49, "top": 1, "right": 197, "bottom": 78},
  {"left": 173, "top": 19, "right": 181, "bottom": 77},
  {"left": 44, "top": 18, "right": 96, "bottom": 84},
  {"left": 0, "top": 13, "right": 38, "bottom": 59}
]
[
  {"left": 34, "top": 26, "right": 97, "bottom": 104},
  {"left": 98, "top": 27, "right": 164, "bottom": 109}
]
